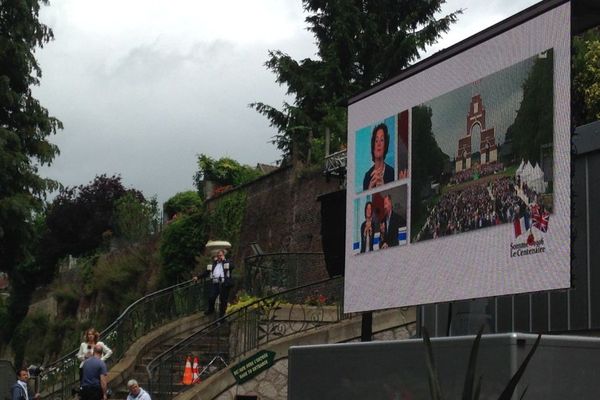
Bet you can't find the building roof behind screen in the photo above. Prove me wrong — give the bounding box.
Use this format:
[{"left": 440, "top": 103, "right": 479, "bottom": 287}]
[{"left": 575, "top": 120, "right": 600, "bottom": 155}]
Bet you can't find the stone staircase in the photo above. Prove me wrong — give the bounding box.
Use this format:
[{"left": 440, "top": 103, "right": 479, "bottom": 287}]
[
  {"left": 102, "top": 286, "right": 417, "bottom": 400},
  {"left": 108, "top": 316, "right": 231, "bottom": 400},
  {"left": 105, "top": 313, "right": 207, "bottom": 399},
  {"left": 144, "top": 323, "right": 232, "bottom": 400},
  {"left": 178, "top": 308, "right": 417, "bottom": 400},
  {"left": 111, "top": 334, "right": 191, "bottom": 399}
]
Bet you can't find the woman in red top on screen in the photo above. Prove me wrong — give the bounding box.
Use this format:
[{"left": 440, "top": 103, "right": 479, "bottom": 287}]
[{"left": 363, "top": 123, "right": 394, "bottom": 190}]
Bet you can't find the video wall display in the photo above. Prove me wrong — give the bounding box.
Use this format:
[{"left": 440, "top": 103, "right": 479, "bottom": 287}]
[{"left": 345, "top": 3, "right": 571, "bottom": 312}]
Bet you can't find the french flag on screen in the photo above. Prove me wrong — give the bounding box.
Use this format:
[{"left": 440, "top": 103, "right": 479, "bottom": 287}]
[{"left": 513, "top": 215, "right": 530, "bottom": 238}]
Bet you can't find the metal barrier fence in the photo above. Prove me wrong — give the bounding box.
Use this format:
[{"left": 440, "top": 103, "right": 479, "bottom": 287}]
[
  {"left": 146, "top": 277, "right": 345, "bottom": 400},
  {"left": 39, "top": 280, "right": 206, "bottom": 400}
]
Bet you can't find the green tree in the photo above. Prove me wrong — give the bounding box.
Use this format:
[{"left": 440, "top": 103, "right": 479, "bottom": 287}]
[
  {"left": 410, "top": 105, "right": 449, "bottom": 238},
  {"left": 114, "top": 193, "right": 159, "bottom": 243},
  {"left": 505, "top": 51, "right": 554, "bottom": 164},
  {"left": 193, "top": 154, "right": 262, "bottom": 194},
  {"left": 41, "top": 174, "right": 145, "bottom": 263},
  {"left": 573, "top": 27, "right": 600, "bottom": 126},
  {"left": 159, "top": 212, "right": 207, "bottom": 285},
  {"left": 252, "top": 0, "right": 460, "bottom": 163},
  {"left": 0, "top": 0, "right": 62, "bottom": 341},
  {"left": 163, "top": 191, "right": 203, "bottom": 220}
]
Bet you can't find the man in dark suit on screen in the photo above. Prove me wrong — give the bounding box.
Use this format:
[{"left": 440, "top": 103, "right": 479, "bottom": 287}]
[{"left": 381, "top": 194, "right": 406, "bottom": 249}]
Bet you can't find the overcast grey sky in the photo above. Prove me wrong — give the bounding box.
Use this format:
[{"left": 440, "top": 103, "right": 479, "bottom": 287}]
[{"left": 35, "top": 0, "right": 538, "bottom": 204}]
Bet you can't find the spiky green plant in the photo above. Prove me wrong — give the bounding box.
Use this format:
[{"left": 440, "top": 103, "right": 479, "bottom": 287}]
[{"left": 422, "top": 327, "right": 541, "bottom": 400}]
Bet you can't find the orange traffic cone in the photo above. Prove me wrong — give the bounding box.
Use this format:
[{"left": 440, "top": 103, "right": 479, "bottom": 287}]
[
  {"left": 192, "top": 356, "right": 201, "bottom": 383},
  {"left": 182, "top": 356, "right": 193, "bottom": 385}
]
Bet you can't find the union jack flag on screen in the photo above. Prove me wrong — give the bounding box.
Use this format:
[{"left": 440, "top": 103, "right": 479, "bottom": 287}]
[{"left": 531, "top": 205, "right": 550, "bottom": 233}]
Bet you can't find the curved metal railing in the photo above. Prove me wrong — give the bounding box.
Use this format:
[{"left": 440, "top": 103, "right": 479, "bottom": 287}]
[
  {"left": 146, "top": 276, "right": 414, "bottom": 400},
  {"left": 39, "top": 279, "right": 206, "bottom": 400}
]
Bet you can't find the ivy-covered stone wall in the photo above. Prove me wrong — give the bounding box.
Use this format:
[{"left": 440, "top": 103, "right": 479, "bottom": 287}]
[{"left": 205, "top": 165, "right": 340, "bottom": 282}]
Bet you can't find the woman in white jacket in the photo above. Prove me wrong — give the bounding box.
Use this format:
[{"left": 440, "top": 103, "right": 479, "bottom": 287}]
[{"left": 77, "top": 328, "right": 112, "bottom": 383}]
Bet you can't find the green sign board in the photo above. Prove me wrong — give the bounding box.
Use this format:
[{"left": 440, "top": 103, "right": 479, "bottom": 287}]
[{"left": 231, "top": 350, "right": 276, "bottom": 384}]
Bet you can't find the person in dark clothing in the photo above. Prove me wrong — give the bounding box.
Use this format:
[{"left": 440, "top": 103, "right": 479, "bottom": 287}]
[
  {"left": 360, "top": 201, "right": 375, "bottom": 253},
  {"left": 363, "top": 123, "right": 395, "bottom": 190},
  {"left": 80, "top": 345, "right": 108, "bottom": 400},
  {"left": 381, "top": 194, "right": 406, "bottom": 248},
  {"left": 11, "top": 369, "right": 39, "bottom": 400}
]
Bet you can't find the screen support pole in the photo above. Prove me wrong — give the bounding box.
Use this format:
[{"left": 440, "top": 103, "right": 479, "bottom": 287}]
[
  {"left": 446, "top": 303, "right": 453, "bottom": 336},
  {"left": 361, "top": 311, "right": 373, "bottom": 341}
]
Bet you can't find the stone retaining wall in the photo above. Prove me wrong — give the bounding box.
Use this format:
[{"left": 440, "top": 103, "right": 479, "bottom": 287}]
[{"left": 205, "top": 166, "right": 339, "bottom": 282}]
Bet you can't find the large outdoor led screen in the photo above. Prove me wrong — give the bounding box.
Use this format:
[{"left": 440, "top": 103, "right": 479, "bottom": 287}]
[{"left": 345, "top": 1, "right": 571, "bottom": 312}]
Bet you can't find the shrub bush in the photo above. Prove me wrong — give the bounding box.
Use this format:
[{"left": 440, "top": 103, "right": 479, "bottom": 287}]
[{"left": 160, "top": 212, "right": 207, "bottom": 285}]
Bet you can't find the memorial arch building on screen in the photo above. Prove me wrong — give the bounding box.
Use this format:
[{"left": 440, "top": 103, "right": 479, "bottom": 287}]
[{"left": 455, "top": 94, "right": 498, "bottom": 173}]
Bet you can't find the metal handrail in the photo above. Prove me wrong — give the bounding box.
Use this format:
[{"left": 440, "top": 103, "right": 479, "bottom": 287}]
[
  {"left": 146, "top": 276, "right": 351, "bottom": 400},
  {"left": 39, "top": 279, "right": 206, "bottom": 400},
  {"left": 323, "top": 149, "right": 347, "bottom": 177}
]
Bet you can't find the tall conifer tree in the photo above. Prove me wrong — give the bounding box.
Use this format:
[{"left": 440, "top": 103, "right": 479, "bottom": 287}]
[
  {"left": 252, "top": 0, "right": 460, "bottom": 162},
  {"left": 0, "top": 0, "right": 62, "bottom": 339}
]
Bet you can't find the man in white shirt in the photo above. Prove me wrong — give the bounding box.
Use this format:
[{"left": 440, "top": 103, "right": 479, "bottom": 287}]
[
  {"left": 11, "top": 369, "right": 39, "bottom": 400},
  {"left": 195, "top": 249, "right": 234, "bottom": 318},
  {"left": 126, "top": 379, "right": 151, "bottom": 400}
]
